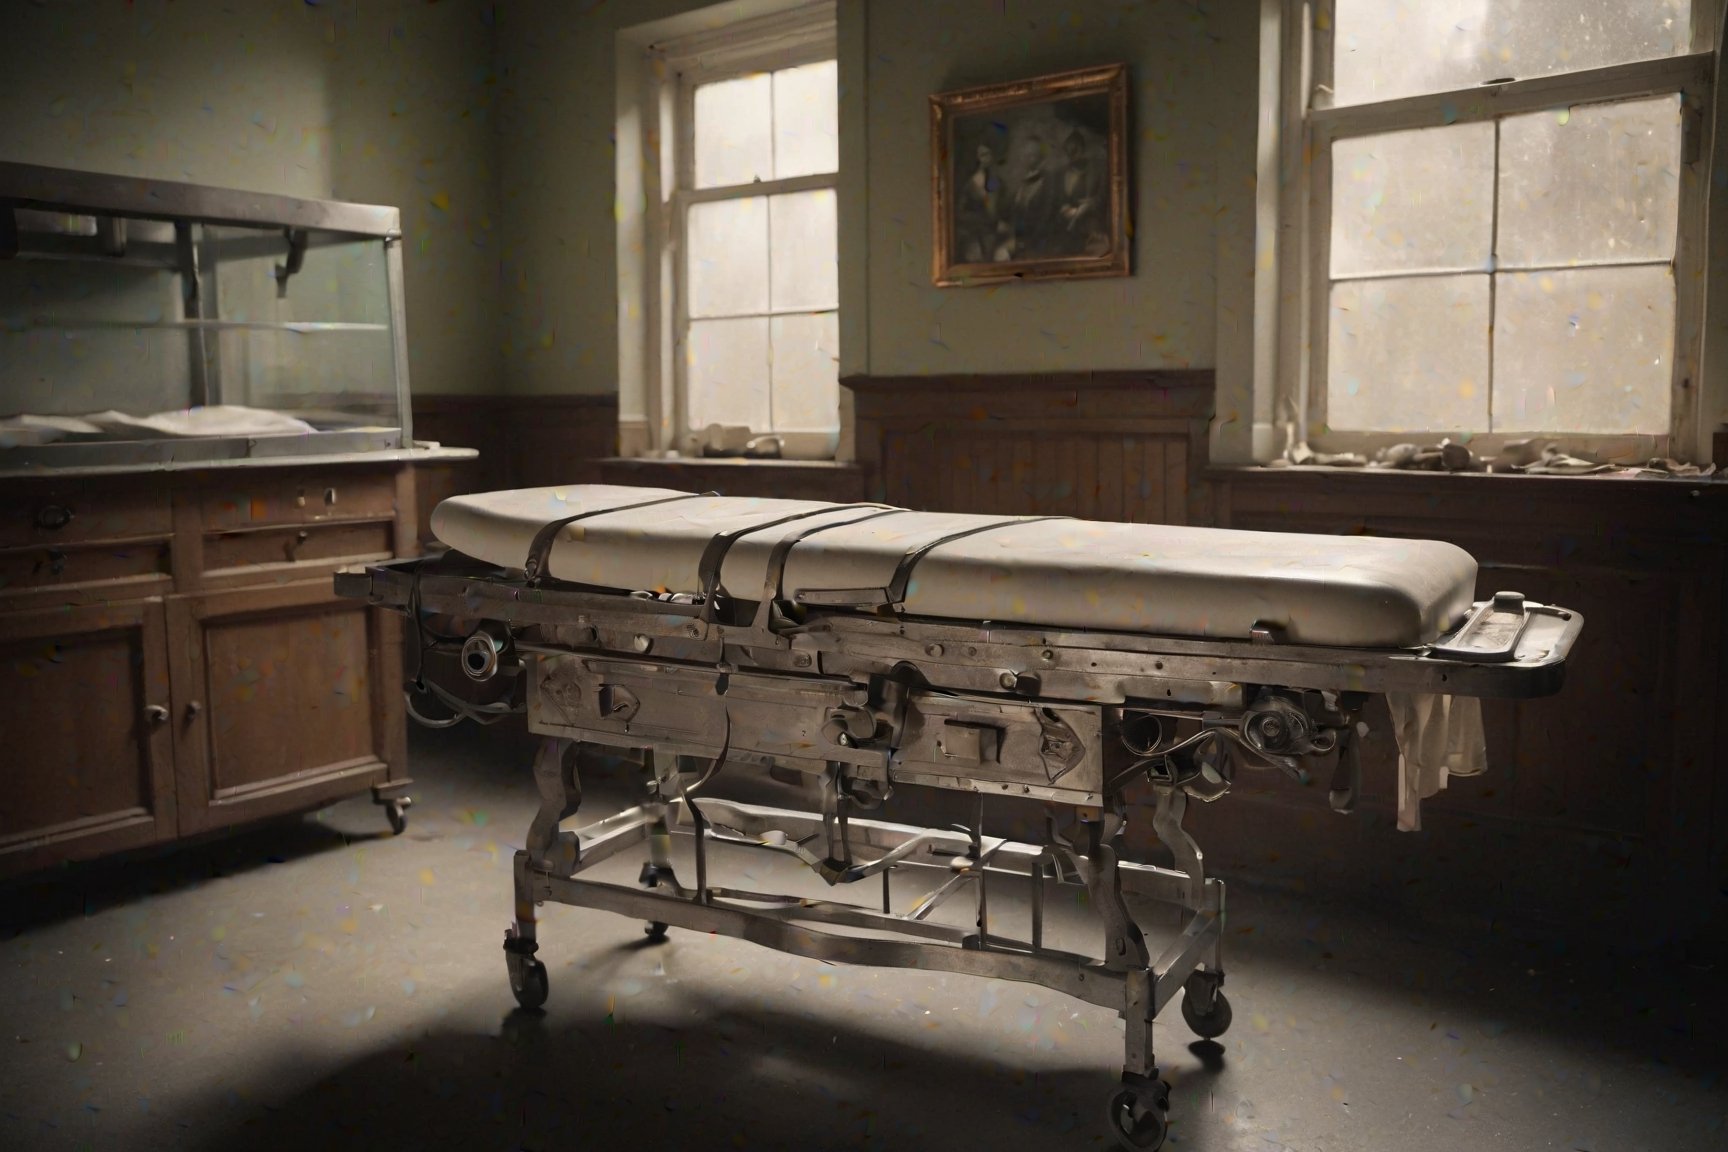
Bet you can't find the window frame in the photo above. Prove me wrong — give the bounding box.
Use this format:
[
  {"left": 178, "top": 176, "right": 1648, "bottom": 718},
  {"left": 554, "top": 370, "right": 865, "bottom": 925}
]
[
  {"left": 648, "top": 4, "right": 839, "bottom": 460},
  {"left": 1278, "top": 0, "right": 1718, "bottom": 462}
]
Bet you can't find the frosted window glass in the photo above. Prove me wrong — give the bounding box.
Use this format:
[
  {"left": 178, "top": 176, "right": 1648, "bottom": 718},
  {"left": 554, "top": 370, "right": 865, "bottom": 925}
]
[
  {"left": 1327, "top": 275, "right": 1490, "bottom": 431},
  {"left": 769, "top": 190, "right": 838, "bottom": 311},
  {"left": 771, "top": 311, "right": 840, "bottom": 431},
  {"left": 773, "top": 60, "right": 838, "bottom": 178},
  {"left": 1498, "top": 96, "right": 1682, "bottom": 268},
  {"left": 1492, "top": 266, "right": 1672, "bottom": 433},
  {"left": 1331, "top": 123, "right": 1495, "bottom": 277},
  {"left": 687, "top": 197, "right": 768, "bottom": 319},
  {"left": 1333, "top": 0, "right": 1691, "bottom": 106},
  {"left": 688, "top": 317, "right": 770, "bottom": 430},
  {"left": 694, "top": 73, "right": 772, "bottom": 189}
]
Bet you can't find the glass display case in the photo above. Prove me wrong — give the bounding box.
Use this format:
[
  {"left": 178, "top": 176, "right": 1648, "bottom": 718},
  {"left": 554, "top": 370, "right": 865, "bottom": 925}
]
[{"left": 0, "top": 162, "right": 414, "bottom": 470}]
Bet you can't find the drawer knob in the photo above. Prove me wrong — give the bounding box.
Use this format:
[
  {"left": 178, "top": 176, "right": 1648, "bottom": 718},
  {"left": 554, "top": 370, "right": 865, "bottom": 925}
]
[
  {"left": 186, "top": 700, "right": 203, "bottom": 720},
  {"left": 143, "top": 704, "right": 169, "bottom": 725},
  {"left": 34, "top": 503, "right": 74, "bottom": 531}
]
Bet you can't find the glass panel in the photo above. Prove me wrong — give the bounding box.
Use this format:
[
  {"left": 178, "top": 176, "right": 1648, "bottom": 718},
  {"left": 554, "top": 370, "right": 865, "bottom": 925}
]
[
  {"left": 1331, "top": 122, "right": 1495, "bottom": 277},
  {"left": 770, "top": 311, "right": 840, "bottom": 432},
  {"left": 773, "top": 59, "right": 839, "bottom": 178},
  {"left": 1327, "top": 275, "right": 1490, "bottom": 431},
  {"left": 769, "top": 190, "right": 838, "bottom": 311},
  {"left": 1498, "top": 95, "right": 1682, "bottom": 268},
  {"left": 1492, "top": 265, "right": 1673, "bottom": 433},
  {"left": 694, "top": 72, "right": 773, "bottom": 189},
  {"left": 687, "top": 197, "right": 769, "bottom": 319},
  {"left": 1333, "top": 0, "right": 1692, "bottom": 106},
  {"left": 688, "top": 316, "right": 770, "bottom": 430},
  {"left": 206, "top": 226, "right": 396, "bottom": 426},
  {"left": 0, "top": 254, "right": 190, "bottom": 417}
]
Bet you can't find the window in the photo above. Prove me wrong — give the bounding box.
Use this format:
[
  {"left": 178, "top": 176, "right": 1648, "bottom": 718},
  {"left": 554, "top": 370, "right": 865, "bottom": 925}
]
[
  {"left": 1282, "top": 0, "right": 1716, "bottom": 458},
  {"left": 653, "top": 9, "right": 839, "bottom": 460}
]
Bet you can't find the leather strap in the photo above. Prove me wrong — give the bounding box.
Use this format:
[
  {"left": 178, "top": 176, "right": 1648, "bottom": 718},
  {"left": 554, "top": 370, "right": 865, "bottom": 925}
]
[{"left": 523, "top": 492, "right": 713, "bottom": 583}]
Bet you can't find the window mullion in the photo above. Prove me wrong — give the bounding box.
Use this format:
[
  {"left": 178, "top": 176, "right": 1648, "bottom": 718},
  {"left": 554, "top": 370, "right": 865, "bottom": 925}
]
[
  {"left": 1487, "top": 117, "right": 1500, "bottom": 435},
  {"left": 1315, "top": 51, "right": 1711, "bottom": 138}
]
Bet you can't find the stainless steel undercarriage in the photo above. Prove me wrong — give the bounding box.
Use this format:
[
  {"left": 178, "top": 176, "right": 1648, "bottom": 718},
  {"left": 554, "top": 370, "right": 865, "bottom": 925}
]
[{"left": 337, "top": 553, "right": 1580, "bottom": 1151}]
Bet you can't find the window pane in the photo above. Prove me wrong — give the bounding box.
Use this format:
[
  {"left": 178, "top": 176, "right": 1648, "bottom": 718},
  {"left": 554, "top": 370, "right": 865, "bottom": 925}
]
[
  {"left": 694, "top": 72, "right": 772, "bottom": 189},
  {"left": 771, "top": 311, "right": 840, "bottom": 432},
  {"left": 773, "top": 59, "right": 839, "bottom": 178},
  {"left": 1498, "top": 95, "right": 1681, "bottom": 269},
  {"left": 1331, "top": 123, "right": 1495, "bottom": 278},
  {"left": 1492, "top": 266, "right": 1672, "bottom": 433},
  {"left": 769, "top": 189, "right": 837, "bottom": 311},
  {"left": 1333, "top": 0, "right": 1691, "bottom": 106},
  {"left": 688, "top": 317, "right": 770, "bottom": 430},
  {"left": 687, "top": 197, "right": 768, "bottom": 319},
  {"left": 1327, "top": 275, "right": 1490, "bottom": 431}
]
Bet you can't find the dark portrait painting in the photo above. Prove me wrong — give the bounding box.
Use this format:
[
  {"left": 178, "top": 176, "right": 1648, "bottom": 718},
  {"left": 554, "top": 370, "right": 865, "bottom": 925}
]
[{"left": 931, "top": 65, "right": 1129, "bottom": 286}]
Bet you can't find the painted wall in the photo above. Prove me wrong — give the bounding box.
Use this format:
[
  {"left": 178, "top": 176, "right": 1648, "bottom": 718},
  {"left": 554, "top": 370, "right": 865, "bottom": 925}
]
[
  {"left": 863, "top": 0, "right": 1256, "bottom": 379},
  {"left": 0, "top": 0, "right": 502, "bottom": 398},
  {"left": 495, "top": 0, "right": 762, "bottom": 398},
  {"left": 496, "top": 0, "right": 1258, "bottom": 403}
]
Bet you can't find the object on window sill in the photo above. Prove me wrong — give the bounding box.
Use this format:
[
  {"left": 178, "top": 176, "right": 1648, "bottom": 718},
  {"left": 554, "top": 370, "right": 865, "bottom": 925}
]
[
  {"left": 1499, "top": 443, "right": 1614, "bottom": 475},
  {"left": 742, "top": 434, "right": 782, "bottom": 459},
  {"left": 694, "top": 424, "right": 753, "bottom": 457},
  {"left": 1268, "top": 440, "right": 1368, "bottom": 468},
  {"left": 1368, "top": 439, "right": 1478, "bottom": 472},
  {"left": 1621, "top": 457, "right": 1717, "bottom": 479}
]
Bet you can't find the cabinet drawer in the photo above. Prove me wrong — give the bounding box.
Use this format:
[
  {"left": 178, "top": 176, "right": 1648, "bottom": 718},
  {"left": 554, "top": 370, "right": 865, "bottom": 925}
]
[
  {"left": 204, "top": 521, "right": 394, "bottom": 574},
  {"left": 0, "top": 539, "right": 172, "bottom": 595},
  {"left": 0, "top": 484, "right": 172, "bottom": 549},
  {"left": 201, "top": 472, "right": 397, "bottom": 531}
]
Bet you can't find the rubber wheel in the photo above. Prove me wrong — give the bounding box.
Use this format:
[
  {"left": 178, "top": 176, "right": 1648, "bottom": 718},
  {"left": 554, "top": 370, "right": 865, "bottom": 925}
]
[
  {"left": 1181, "top": 987, "right": 1233, "bottom": 1039},
  {"left": 385, "top": 800, "right": 409, "bottom": 836},
  {"left": 512, "top": 957, "right": 549, "bottom": 1010},
  {"left": 644, "top": 921, "right": 669, "bottom": 942},
  {"left": 1107, "top": 1080, "right": 1170, "bottom": 1151}
]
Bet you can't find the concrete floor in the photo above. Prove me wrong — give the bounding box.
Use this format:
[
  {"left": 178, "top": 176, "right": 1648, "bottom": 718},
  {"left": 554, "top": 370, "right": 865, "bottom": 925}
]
[{"left": 2, "top": 725, "right": 1723, "bottom": 1152}]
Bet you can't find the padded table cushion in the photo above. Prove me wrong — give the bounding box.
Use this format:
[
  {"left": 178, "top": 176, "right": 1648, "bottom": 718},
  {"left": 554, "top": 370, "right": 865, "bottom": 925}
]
[{"left": 430, "top": 485, "right": 1478, "bottom": 649}]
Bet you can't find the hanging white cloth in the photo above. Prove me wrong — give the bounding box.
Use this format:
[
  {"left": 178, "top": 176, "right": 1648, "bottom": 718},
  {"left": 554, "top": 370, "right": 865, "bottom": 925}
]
[{"left": 1385, "top": 693, "right": 1487, "bottom": 831}]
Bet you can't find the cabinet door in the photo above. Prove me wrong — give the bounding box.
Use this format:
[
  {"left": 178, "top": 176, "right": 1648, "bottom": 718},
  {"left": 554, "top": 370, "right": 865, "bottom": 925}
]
[
  {"left": 168, "top": 581, "right": 405, "bottom": 835},
  {"left": 0, "top": 601, "right": 177, "bottom": 876}
]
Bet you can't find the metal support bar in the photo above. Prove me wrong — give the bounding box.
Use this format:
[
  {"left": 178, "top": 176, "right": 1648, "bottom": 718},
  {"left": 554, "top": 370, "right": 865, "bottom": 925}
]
[
  {"left": 1149, "top": 908, "right": 1223, "bottom": 1015},
  {"left": 536, "top": 871, "right": 1128, "bottom": 1012}
]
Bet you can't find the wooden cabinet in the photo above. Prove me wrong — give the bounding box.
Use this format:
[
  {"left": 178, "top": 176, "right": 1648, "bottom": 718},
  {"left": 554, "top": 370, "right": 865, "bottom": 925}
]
[
  {"left": 0, "top": 600, "right": 178, "bottom": 874},
  {"left": 0, "top": 461, "right": 420, "bottom": 879},
  {"left": 167, "top": 581, "right": 404, "bottom": 836}
]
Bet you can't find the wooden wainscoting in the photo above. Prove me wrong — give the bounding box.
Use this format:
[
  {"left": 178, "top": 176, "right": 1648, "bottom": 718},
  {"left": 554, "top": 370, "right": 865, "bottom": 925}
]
[
  {"left": 1209, "top": 467, "right": 1728, "bottom": 931},
  {"left": 845, "top": 371, "right": 1215, "bottom": 524},
  {"left": 410, "top": 394, "right": 620, "bottom": 548}
]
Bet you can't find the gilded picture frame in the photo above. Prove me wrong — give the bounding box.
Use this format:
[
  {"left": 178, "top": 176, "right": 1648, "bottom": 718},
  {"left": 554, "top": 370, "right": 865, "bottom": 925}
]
[{"left": 930, "top": 63, "right": 1131, "bottom": 287}]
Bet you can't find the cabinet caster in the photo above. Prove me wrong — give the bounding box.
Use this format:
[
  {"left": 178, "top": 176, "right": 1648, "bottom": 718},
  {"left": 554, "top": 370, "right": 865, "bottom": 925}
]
[
  {"left": 1107, "top": 1075, "right": 1170, "bottom": 1151},
  {"left": 505, "top": 931, "right": 548, "bottom": 1010},
  {"left": 1180, "top": 970, "right": 1232, "bottom": 1039},
  {"left": 644, "top": 921, "right": 669, "bottom": 942},
  {"left": 384, "top": 798, "right": 411, "bottom": 836}
]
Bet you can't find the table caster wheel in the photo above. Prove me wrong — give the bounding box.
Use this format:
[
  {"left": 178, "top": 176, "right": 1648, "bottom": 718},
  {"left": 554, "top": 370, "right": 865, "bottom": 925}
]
[
  {"left": 1107, "top": 1076, "right": 1170, "bottom": 1151},
  {"left": 511, "top": 957, "right": 549, "bottom": 1010},
  {"left": 384, "top": 798, "right": 411, "bottom": 836},
  {"left": 644, "top": 921, "right": 669, "bottom": 942},
  {"left": 1181, "top": 983, "right": 1232, "bottom": 1040}
]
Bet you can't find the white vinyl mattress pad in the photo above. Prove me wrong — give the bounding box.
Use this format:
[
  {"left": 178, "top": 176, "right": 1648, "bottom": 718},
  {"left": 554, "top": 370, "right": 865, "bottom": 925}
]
[{"left": 429, "top": 485, "right": 1478, "bottom": 649}]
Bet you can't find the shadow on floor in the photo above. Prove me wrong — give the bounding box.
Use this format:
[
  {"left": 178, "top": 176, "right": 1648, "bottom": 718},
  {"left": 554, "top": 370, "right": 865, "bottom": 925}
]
[
  {"left": 0, "top": 815, "right": 398, "bottom": 940},
  {"left": 178, "top": 983, "right": 1203, "bottom": 1152}
]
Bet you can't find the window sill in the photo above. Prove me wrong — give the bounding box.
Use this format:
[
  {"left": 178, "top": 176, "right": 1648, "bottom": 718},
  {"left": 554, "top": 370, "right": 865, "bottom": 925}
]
[{"left": 1206, "top": 463, "right": 1722, "bottom": 484}]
